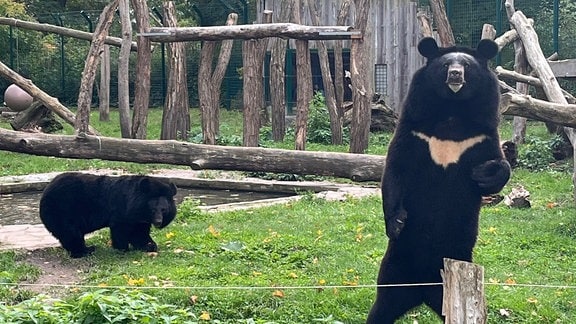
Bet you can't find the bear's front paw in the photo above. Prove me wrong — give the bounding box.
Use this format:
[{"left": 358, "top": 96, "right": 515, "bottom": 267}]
[
  {"left": 143, "top": 241, "right": 158, "bottom": 252},
  {"left": 472, "top": 159, "right": 511, "bottom": 195},
  {"left": 385, "top": 209, "right": 408, "bottom": 240}
]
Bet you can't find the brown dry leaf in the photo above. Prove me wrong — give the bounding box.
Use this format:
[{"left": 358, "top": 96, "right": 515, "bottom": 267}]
[
  {"left": 272, "top": 290, "right": 285, "bottom": 298},
  {"left": 190, "top": 295, "right": 198, "bottom": 304}
]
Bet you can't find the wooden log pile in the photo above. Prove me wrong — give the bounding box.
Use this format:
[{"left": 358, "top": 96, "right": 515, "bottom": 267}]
[{"left": 494, "top": 3, "right": 576, "bottom": 202}]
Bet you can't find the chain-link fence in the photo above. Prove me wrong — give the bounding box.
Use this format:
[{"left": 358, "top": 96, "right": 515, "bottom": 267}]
[
  {"left": 1, "top": 1, "right": 574, "bottom": 108},
  {"left": 0, "top": 2, "right": 250, "bottom": 108},
  {"left": 418, "top": 0, "right": 575, "bottom": 68}
]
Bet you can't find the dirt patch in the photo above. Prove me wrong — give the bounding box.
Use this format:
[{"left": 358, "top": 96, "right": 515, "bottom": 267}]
[{"left": 19, "top": 249, "right": 90, "bottom": 297}]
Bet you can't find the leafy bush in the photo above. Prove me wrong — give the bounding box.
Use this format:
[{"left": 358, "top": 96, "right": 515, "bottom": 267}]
[
  {"left": 518, "top": 135, "right": 558, "bottom": 171},
  {"left": 306, "top": 92, "right": 349, "bottom": 145},
  {"left": 0, "top": 290, "right": 197, "bottom": 323}
]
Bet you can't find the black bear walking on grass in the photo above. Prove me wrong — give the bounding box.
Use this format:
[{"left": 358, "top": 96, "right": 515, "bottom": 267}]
[
  {"left": 366, "top": 38, "right": 511, "bottom": 323},
  {"left": 40, "top": 172, "right": 177, "bottom": 258}
]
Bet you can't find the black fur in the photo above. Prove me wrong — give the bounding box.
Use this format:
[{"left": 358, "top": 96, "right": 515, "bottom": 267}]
[
  {"left": 39, "top": 172, "right": 177, "bottom": 258},
  {"left": 367, "top": 38, "right": 510, "bottom": 323}
]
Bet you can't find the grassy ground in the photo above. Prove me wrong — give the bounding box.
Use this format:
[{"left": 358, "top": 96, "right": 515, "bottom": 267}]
[{"left": 0, "top": 109, "right": 575, "bottom": 323}]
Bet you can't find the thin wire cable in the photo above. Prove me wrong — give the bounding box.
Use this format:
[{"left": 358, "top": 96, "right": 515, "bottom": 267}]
[{"left": 2, "top": 281, "right": 576, "bottom": 291}]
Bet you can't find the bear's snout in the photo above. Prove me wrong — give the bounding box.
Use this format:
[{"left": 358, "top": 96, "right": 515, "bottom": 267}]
[{"left": 446, "top": 63, "right": 465, "bottom": 93}]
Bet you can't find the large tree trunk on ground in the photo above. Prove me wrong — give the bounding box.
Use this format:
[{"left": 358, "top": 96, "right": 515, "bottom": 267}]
[
  {"left": 75, "top": 0, "right": 119, "bottom": 134},
  {"left": 117, "top": 0, "right": 132, "bottom": 138},
  {"left": 0, "top": 128, "right": 385, "bottom": 182},
  {"left": 161, "top": 1, "right": 190, "bottom": 141},
  {"left": 130, "top": 0, "right": 152, "bottom": 139}
]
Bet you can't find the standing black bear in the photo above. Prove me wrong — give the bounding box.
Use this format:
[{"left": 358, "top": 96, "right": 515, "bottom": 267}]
[
  {"left": 40, "top": 172, "right": 178, "bottom": 258},
  {"left": 366, "top": 38, "right": 511, "bottom": 323}
]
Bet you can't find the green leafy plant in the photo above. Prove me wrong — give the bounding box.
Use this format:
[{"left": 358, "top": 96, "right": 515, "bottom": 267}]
[{"left": 518, "top": 135, "right": 557, "bottom": 171}]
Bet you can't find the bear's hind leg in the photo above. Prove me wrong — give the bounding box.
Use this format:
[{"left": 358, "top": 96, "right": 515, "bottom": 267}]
[
  {"left": 110, "top": 225, "right": 131, "bottom": 251},
  {"left": 367, "top": 255, "right": 424, "bottom": 323},
  {"left": 57, "top": 233, "right": 95, "bottom": 258},
  {"left": 424, "top": 285, "right": 445, "bottom": 320},
  {"left": 367, "top": 285, "right": 423, "bottom": 324}
]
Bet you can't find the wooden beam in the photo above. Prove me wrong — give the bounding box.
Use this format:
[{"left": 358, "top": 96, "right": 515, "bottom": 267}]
[
  {"left": 142, "top": 23, "right": 359, "bottom": 42},
  {"left": 549, "top": 59, "right": 576, "bottom": 78},
  {"left": 0, "top": 17, "right": 137, "bottom": 51}
]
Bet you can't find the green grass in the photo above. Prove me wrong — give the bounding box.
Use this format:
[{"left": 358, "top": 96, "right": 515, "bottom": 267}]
[{"left": 0, "top": 110, "right": 575, "bottom": 322}]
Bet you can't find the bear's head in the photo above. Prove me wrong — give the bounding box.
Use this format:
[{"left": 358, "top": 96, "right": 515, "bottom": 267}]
[
  {"left": 417, "top": 37, "right": 499, "bottom": 101},
  {"left": 139, "top": 177, "right": 178, "bottom": 228}
]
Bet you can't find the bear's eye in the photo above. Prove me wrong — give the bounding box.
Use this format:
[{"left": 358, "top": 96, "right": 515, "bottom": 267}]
[{"left": 443, "top": 63, "right": 449, "bottom": 68}]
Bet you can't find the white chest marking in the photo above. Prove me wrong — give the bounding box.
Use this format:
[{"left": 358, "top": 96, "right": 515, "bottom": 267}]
[{"left": 412, "top": 131, "right": 487, "bottom": 168}]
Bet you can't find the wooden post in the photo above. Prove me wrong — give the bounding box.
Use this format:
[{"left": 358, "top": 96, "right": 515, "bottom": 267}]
[
  {"left": 199, "top": 12, "right": 237, "bottom": 145},
  {"left": 293, "top": 0, "right": 312, "bottom": 151},
  {"left": 130, "top": 0, "right": 153, "bottom": 139},
  {"left": 270, "top": 1, "right": 293, "bottom": 142},
  {"left": 118, "top": 0, "right": 132, "bottom": 138},
  {"left": 428, "top": 0, "right": 455, "bottom": 46},
  {"left": 308, "top": 0, "right": 343, "bottom": 145},
  {"left": 242, "top": 11, "right": 272, "bottom": 147},
  {"left": 161, "top": 1, "right": 190, "bottom": 141},
  {"left": 75, "top": 0, "right": 119, "bottom": 134},
  {"left": 442, "top": 258, "right": 487, "bottom": 324},
  {"left": 349, "top": 0, "right": 373, "bottom": 154},
  {"left": 99, "top": 45, "right": 110, "bottom": 122}
]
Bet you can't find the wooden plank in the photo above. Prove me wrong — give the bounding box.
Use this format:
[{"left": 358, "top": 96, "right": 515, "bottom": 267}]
[{"left": 549, "top": 59, "right": 576, "bottom": 78}]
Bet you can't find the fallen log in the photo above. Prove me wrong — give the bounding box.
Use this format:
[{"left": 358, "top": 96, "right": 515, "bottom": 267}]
[
  {"left": 10, "top": 101, "right": 63, "bottom": 133},
  {"left": 0, "top": 128, "right": 385, "bottom": 182}
]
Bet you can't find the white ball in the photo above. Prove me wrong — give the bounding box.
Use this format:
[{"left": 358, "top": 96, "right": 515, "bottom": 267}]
[{"left": 4, "top": 84, "right": 33, "bottom": 112}]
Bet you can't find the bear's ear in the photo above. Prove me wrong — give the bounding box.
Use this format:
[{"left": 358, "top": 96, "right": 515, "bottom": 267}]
[
  {"left": 476, "top": 39, "right": 499, "bottom": 60},
  {"left": 169, "top": 183, "right": 177, "bottom": 196},
  {"left": 417, "top": 37, "right": 439, "bottom": 59}
]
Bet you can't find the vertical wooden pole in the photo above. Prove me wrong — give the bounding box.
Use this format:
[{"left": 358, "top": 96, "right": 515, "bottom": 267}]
[
  {"left": 442, "top": 258, "right": 487, "bottom": 324},
  {"left": 242, "top": 11, "right": 272, "bottom": 147},
  {"left": 99, "top": 45, "right": 110, "bottom": 122},
  {"left": 293, "top": 0, "right": 312, "bottom": 151}
]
